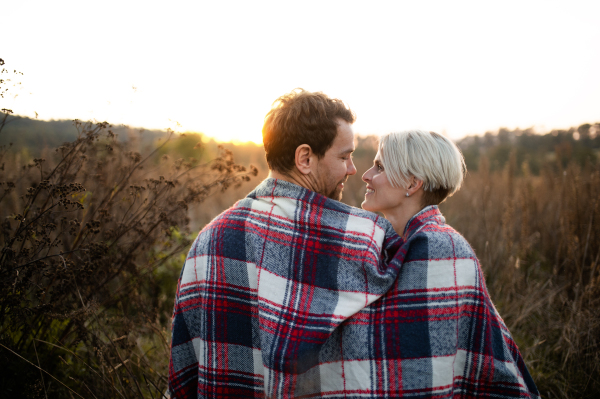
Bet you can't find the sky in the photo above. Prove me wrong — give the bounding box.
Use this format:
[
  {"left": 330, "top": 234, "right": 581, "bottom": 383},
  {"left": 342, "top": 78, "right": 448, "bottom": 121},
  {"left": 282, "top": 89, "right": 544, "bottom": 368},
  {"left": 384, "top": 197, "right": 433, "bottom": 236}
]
[{"left": 2, "top": 0, "right": 599, "bottom": 144}]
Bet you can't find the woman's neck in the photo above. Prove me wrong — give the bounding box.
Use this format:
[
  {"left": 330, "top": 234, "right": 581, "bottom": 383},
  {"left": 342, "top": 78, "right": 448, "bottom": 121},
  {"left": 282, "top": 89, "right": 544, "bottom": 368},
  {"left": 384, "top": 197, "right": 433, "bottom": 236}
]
[{"left": 384, "top": 201, "right": 425, "bottom": 239}]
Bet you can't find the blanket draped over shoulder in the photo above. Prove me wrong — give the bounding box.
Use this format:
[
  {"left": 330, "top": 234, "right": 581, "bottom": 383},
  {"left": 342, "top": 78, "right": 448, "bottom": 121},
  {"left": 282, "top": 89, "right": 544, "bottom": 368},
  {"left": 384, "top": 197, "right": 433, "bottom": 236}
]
[{"left": 169, "top": 178, "right": 539, "bottom": 398}]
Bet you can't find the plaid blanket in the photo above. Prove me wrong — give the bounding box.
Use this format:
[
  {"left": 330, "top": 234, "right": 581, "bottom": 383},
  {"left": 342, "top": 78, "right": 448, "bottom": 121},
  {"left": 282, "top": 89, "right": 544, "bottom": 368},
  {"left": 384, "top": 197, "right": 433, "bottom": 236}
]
[{"left": 169, "top": 178, "right": 539, "bottom": 398}]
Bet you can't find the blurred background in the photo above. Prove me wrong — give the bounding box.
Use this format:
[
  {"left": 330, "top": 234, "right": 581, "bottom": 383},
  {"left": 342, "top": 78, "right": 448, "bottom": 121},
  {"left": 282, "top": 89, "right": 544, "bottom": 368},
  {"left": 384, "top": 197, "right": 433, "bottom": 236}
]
[{"left": 1, "top": 1, "right": 599, "bottom": 398}]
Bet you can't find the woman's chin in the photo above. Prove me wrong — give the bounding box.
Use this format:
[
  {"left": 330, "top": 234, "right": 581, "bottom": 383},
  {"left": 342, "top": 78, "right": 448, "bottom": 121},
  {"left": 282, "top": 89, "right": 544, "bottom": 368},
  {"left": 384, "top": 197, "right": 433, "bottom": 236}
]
[{"left": 361, "top": 199, "right": 375, "bottom": 212}]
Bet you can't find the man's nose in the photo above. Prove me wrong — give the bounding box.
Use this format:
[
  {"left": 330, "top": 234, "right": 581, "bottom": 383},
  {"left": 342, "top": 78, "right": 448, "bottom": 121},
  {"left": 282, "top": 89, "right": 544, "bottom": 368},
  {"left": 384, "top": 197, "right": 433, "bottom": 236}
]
[{"left": 347, "top": 159, "right": 357, "bottom": 176}]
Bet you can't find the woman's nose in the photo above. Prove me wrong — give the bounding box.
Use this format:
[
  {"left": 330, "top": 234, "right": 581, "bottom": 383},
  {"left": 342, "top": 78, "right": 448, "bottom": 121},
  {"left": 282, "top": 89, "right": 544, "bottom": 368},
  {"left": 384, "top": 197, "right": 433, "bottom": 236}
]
[{"left": 362, "top": 167, "right": 373, "bottom": 182}]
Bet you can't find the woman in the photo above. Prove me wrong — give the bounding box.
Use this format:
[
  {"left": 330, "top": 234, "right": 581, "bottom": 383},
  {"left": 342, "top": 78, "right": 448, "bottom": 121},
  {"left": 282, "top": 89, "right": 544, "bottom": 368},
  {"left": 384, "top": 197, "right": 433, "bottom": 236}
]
[{"left": 362, "top": 130, "right": 540, "bottom": 398}]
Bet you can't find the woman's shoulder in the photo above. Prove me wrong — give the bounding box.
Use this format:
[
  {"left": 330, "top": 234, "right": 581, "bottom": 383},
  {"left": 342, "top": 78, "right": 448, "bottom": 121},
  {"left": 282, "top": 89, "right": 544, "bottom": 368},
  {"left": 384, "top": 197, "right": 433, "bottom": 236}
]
[
  {"left": 396, "top": 221, "right": 483, "bottom": 294},
  {"left": 404, "top": 221, "right": 476, "bottom": 263}
]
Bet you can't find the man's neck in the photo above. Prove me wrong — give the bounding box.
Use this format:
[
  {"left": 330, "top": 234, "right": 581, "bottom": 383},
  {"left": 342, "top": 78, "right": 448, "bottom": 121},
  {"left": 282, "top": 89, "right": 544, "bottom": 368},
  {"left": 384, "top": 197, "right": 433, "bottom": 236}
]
[{"left": 268, "top": 169, "right": 319, "bottom": 194}]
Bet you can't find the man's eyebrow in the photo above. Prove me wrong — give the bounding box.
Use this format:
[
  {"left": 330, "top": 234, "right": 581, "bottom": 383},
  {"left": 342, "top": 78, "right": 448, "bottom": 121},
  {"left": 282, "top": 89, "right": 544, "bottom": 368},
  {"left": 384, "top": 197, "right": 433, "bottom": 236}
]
[{"left": 339, "top": 147, "right": 355, "bottom": 155}]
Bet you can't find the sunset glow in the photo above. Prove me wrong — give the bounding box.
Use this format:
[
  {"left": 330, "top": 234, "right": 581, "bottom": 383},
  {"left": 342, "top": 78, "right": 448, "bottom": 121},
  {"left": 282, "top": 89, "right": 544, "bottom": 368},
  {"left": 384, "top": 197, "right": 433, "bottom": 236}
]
[{"left": 2, "top": 0, "right": 599, "bottom": 145}]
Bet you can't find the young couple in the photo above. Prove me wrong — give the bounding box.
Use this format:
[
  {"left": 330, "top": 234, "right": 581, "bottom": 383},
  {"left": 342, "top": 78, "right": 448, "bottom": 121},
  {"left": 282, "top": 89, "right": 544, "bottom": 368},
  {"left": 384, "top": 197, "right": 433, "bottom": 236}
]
[{"left": 169, "top": 89, "right": 539, "bottom": 398}]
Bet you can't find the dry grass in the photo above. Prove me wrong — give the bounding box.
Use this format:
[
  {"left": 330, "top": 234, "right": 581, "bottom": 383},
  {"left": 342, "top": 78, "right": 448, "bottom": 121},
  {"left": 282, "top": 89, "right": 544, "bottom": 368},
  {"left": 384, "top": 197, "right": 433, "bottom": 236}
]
[{"left": 441, "top": 157, "right": 600, "bottom": 398}]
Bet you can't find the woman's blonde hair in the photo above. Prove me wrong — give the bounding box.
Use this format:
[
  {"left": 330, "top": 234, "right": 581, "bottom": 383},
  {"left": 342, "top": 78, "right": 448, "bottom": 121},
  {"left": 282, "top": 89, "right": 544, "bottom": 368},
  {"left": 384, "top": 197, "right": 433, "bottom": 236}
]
[{"left": 379, "top": 130, "right": 466, "bottom": 206}]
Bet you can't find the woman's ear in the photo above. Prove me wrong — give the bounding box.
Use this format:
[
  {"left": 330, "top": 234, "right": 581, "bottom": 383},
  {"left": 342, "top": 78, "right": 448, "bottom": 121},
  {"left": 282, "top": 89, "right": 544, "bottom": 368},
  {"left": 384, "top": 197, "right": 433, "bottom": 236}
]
[
  {"left": 295, "top": 144, "right": 313, "bottom": 175},
  {"left": 407, "top": 176, "right": 424, "bottom": 195}
]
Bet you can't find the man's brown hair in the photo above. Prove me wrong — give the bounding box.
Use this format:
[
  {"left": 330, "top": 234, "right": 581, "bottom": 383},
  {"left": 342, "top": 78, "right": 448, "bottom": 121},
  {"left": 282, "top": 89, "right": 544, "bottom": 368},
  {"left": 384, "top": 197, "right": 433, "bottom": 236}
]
[{"left": 262, "top": 88, "right": 356, "bottom": 173}]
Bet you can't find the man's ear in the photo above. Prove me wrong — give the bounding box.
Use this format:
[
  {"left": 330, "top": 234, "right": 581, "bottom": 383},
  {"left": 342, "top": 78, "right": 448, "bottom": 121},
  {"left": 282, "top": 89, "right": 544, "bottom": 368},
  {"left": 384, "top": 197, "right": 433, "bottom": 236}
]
[{"left": 295, "top": 144, "right": 313, "bottom": 175}]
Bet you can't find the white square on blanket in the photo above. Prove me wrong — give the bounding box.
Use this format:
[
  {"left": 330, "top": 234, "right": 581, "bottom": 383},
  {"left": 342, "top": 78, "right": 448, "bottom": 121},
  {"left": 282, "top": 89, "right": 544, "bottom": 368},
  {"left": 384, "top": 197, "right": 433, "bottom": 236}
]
[
  {"left": 180, "top": 255, "right": 208, "bottom": 286},
  {"left": 320, "top": 360, "right": 372, "bottom": 391},
  {"left": 346, "top": 214, "right": 385, "bottom": 250},
  {"left": 253, "top": 348, "right": 264, "bottom": 375},
  {"left": 246, "top": 262, "right": 259, "bottom": 290},
  {"left": 181, "top": 255, "right": 257, "bottom": 290},
  {"left": 453, "top": 349, "right": 467, "bottom": 378},
  {"left": 427, "top": 258, "right": 477, "bottom": 289},
  {"left": 258, "top": 269, "right": 290, "bottom": 307},
  {"left": 333, "top": 290, "right": 380, "bottom": 318},
  {"left": 431, "top": 355, "right": 456, "bottom": 388},
  {"left": 191, "top": 337, "right": 204, "bottom": 364},
  {"left": 251, "top": 196, "right": 299, "bottom": 221}
]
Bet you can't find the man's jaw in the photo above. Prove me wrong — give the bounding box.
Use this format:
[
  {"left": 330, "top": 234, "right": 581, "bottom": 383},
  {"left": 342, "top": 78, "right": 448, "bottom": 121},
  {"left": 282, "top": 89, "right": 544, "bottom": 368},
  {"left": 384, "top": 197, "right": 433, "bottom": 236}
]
[{"left": 328, "top": 178, "right": 348, "bottom": 201}]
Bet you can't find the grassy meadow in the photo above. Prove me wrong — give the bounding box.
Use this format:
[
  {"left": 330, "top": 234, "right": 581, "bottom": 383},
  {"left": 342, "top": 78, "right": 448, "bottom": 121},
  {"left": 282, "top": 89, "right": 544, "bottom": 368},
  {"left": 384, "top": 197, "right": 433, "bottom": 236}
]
[{"left": 1, "top": 114, "right": 599, "bottom": 398}]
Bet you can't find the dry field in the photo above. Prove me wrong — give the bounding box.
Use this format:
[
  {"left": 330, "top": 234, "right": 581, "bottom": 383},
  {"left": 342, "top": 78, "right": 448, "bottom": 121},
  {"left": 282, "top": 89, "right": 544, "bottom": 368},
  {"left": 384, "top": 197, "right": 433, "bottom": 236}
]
[{"left": 1, "top": 123, "right": 598, "bottom": 398}]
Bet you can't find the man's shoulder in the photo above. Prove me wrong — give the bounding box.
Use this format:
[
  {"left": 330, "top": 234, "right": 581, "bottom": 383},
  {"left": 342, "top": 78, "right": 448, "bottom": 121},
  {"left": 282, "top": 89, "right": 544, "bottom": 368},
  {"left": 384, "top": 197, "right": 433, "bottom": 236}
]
[
  {"left": 192, "top": 178, "right": 396, "bottom": 253},
  {"left": 249, "top": 177, "right": 394, "bottom": 234},
  {"left": 198, "top": 197, "right": 255, "bottom": 234},
  {"left": 187, "top": 198, "right": 256, "bottom": 259}
]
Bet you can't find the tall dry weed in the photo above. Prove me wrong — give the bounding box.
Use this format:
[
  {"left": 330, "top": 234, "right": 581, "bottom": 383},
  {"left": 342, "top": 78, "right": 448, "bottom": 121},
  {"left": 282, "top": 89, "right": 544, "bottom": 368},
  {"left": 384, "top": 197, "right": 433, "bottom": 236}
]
[{"left": 0, "top": 119, "right": 257, "bottom": 398}]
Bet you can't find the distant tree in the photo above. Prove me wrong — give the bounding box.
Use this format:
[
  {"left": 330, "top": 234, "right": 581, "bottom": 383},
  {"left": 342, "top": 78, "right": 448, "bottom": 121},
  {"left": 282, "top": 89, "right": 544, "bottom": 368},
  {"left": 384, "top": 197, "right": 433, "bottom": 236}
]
[{"left": 457, "top": 124, "right": 600, "bottom": 175}]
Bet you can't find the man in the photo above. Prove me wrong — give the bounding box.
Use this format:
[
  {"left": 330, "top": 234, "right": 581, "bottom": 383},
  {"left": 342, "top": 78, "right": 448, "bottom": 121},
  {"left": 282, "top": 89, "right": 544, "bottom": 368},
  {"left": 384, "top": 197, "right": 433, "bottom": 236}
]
[{"left": 168, "top": 89, "right": 402, "bottom": 397}]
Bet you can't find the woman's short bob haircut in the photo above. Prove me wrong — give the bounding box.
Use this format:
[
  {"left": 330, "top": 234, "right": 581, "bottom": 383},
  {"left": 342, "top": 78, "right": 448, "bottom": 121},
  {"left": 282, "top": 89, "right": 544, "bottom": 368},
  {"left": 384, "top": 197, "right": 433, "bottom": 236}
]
[{"left": 379, "top": 130, "right": 466, "bottom": 207}]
